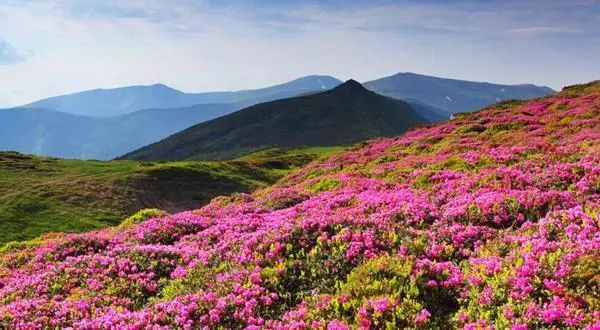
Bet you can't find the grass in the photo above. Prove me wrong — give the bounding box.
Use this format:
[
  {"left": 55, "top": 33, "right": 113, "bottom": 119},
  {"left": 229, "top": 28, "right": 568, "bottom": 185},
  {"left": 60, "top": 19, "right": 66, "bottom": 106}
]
[{"left": 0, "top": 146, "right": 344, "bottom": 245}]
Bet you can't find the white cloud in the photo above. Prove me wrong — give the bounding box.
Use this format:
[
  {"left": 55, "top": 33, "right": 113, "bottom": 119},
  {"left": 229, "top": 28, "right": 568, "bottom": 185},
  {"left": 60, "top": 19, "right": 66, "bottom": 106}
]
[{"left": 0, "top": 0, "right": 599, "bottom": 107}]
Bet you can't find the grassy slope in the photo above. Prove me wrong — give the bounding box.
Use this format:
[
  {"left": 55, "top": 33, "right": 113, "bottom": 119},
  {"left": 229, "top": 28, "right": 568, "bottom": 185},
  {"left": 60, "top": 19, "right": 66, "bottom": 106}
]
[{"left": 0, "top": 146, "right": 344, "bottom": 244}]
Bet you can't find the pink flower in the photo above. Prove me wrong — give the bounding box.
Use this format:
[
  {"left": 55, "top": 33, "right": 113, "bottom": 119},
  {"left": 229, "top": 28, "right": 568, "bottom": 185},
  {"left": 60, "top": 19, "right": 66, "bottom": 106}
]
[
  {"left": 327, "top": 320, "right": 350, "bottom": 330},
  {"left": 478, "top": 287, "right": 493, "bottom": 305},
  {"left": 503, "top": 306, "right": 515, "bottom": 320},
  {"left": 374, "top": 298, "right": 389, "bottom": 313},
  {"left": 415, "top": 309, "right": 431, "bottom": 325},
  {"left": 540, "top": 308, "right": 563, "bottom": 324}
]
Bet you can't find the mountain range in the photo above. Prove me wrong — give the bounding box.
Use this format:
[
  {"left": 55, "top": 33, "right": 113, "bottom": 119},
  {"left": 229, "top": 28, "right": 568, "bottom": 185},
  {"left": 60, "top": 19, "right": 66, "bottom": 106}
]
[
  {"left": 120, "top": 80, "right": 433, "bottom": 161},
  {"left": 19, "top": 75, "right": 343, "bottom": 117},
  {"left": 0, "top": 73, "right": 554, "bottom": 160},
  {"left": 0, "top": 76, "right": 341, "bottom": 159},
  {"left": 364, "top": 72, "right": 555, "bottom": 114}
]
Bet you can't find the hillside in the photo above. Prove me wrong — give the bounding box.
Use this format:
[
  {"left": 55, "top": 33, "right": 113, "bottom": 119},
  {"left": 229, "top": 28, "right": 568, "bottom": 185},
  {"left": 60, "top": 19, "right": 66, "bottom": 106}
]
[
  {"left": 364, "top": 72, "right": 555, "bottom": 114},
  {"left": 0, "top": 147, "right": 342, "bottom": 244},
  {"left": 121, "top": 80, "right": 433, "bottom": 161},
  {"left": 18, "top": 75, "right": 342, "bottom": 117},
  {"left": 1, "top": 81, "right": 597, "bottom": 328}
]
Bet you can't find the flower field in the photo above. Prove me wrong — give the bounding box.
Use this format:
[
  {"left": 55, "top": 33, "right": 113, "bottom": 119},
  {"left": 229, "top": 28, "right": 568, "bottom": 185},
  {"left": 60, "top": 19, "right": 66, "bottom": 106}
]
[{"left": 0, "top": 82, "right": 598, "bottom": 329}]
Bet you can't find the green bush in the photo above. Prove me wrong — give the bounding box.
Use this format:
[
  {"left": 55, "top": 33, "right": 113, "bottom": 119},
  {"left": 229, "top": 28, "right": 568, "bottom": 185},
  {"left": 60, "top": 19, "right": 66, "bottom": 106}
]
[
  {"left": 119, "top": 208, "right": 168, "bottom": 228},
  {"left": 309, "top": 178, "right": 341, "bottom": 193}
]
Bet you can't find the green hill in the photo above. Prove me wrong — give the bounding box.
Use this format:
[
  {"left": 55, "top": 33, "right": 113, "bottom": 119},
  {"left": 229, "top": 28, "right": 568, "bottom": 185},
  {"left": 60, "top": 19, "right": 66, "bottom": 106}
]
[
  {"left": 120, "top": 80, "right": 434, "bottom": 161},
  {"left": 0, "top": 146, "right": 343, "bottom": 244}
]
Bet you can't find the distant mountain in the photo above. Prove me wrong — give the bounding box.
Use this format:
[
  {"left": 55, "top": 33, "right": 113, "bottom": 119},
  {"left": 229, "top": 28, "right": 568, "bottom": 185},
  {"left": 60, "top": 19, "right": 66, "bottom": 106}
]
[
  {"left": 1, "top": 76, "right": 344, "bottom": 159},
  {"left": 19, "top": 75, "right": 342, "bottom": 117},
  {"left": 2, "top": 73, "right": 555, "bottom": 160},
  {"left": 0, "top": 103, "right": 238, "bottom": 160},
  {"left": 364, "top": 72, "right": 555, "bottom": 114},
  {"left": 120, "top": 80, "right": 432, "bottom": 161},
  {"left": 186, "top": 75, "right": 343, "bottom": 105},
  {"left": 0, "top": 108, "right": 103, "bottom": 159},
  {"left": 20, "top": 84, "right": 192, "bottom": 117},
  {"left": 401, "top": 98, "right": 449, "bottom": 122}
]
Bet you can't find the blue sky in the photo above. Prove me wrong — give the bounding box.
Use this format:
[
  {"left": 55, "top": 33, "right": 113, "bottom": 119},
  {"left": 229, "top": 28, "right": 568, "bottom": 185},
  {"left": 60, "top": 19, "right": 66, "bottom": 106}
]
[{"left": 0, "top": 0, "right": 599, "bottom": 107}]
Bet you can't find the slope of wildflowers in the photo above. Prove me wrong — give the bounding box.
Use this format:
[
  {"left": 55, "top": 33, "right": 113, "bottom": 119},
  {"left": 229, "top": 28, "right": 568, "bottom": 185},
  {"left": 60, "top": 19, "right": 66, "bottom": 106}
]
[{"left": 1, "top": 82, "right": 599, "bottom": 329}]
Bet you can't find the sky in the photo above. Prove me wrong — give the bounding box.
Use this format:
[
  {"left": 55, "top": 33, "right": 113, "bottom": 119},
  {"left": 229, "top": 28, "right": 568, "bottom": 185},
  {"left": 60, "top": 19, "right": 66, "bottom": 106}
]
[{"left": 0, "top": 0, "right": 599, "bottom": 107}]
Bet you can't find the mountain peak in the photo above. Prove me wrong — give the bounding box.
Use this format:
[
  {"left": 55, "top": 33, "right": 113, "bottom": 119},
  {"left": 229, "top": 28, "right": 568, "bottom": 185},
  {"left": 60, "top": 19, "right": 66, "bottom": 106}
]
[
  {"left": 273, "top": 75, "right": 342, "bottom": 91},
  {"left": 330, "top": 79, "right": 368, "bottom": 94},
  {"left": 147, "top": 83, "right": 179, "bottom": 91},
  {"left": 345, "top": 78, "right": 362, "bottom": 85},
  {"left": 121, "top": 77, "right": 428, "bottom": 161},
  {"left": 363, "top": 72, "right": 555, "bottom": 113}
]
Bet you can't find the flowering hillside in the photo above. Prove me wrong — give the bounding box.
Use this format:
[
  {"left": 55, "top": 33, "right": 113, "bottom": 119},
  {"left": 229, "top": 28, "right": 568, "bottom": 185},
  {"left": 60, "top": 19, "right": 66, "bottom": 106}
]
[{"left": 1, "top": 82, "right": 599, "bottom": 329}]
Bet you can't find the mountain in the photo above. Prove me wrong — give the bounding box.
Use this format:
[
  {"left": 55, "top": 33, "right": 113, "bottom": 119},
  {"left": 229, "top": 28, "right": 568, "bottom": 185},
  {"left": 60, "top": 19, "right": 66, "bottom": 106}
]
[
  {"left": 19, "top": 75, "right": 342, "bottom": 117},
  {"left": 0, "top": 146, "right": 343, "bottom": 244},
  {"left": 0, "top": 75, "right": 343, "bottom": 160},
  {"left": 1, "top": 81, "right": 597, "bottom": 328},
  {"left": 184, "top": 75, "right": 343, "bottom": 105},
  {"left": 2, "top": 73, "right": 553, "bottom": 160},
  {"left": 16, "top": 73, "right": 551, "bottom": 119},
  {"left": 0, "top": 108, "right": 104, "bottom": 159},
  {"left": 401, "top": 97, "right": 449, "bottom": 122},
  {"left": 0, "top": 103, "right": 238, "bottom": 160},
  {"left": 20, "top": 84, "right": 192, "bottom": 117},
  {"left": 120, "top": 80, "right": 433, "bottom": 161},
  {"left": 364, "top": 72, "right": 555, "bottom": 114}
]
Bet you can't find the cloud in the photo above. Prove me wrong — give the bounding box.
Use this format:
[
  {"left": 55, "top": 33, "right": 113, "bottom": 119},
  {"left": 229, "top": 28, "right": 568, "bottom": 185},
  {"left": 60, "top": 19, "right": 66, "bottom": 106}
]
[
  {"left": 504, "top": 26, "right": 583, "bottom": 38},
  {"left": 0, "top": 0, "right": 599, "bottom": 106},
  {"left": 0, "top": 38, "right": 25, "bottom": 64}
]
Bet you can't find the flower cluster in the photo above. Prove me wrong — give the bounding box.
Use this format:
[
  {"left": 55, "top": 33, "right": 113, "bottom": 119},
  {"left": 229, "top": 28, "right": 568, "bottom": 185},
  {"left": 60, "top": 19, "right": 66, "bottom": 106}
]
[{"left": 1, "top": 83, "right": 599, "bottom": 329}]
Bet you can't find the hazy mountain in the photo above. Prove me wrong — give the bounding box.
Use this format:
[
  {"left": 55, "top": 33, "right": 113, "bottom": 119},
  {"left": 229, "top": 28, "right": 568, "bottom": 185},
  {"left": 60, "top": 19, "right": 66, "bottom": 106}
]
[
  {"left": 2, "top": 73, "right": 555, "bottom": 160},
  {"left": 0, "top": 76, "right": 344, "bottom": 159},
  {"left": 402, "top": 98, "right": 449, "bottom": 122},
  {"left": 0, "top": 103, "right": 238, "bottom": 160},
  {"left": 120, "top": 80, "right": 433, "bottom": 161},
  {"left": 187, "top": 75, "right": 343, "bottom": 105},
  {"left": 364, "top": 72, "right": 555, "bottom": 114},
  {"left": 19, "top": 75, "right": 342, "bottom": 117}
]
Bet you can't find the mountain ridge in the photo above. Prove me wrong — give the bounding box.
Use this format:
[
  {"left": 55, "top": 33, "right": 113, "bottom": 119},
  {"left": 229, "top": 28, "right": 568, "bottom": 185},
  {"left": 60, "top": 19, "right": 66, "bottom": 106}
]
[
  {"left": 17, "top": 75, "right": 343, "bottom": 117},
  {"left": 119, "top": 80, "right": 433, "bottom": 161},
  {"left": 363, "top": 72, "right": 555, "bottom": 114},
  {"left": 2, "top": 73, "right": 557, "bottom": 160}
]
